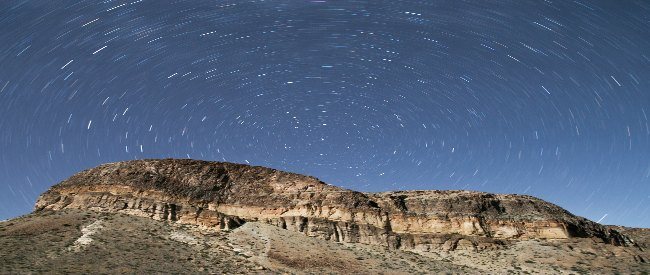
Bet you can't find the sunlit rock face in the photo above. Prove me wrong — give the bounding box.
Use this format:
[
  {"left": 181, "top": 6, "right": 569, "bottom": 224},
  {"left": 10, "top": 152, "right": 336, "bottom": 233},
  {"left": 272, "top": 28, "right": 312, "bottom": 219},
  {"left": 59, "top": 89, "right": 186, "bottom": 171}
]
[{"left": 35, "top": 159, "right": 632, "bottom": 252}]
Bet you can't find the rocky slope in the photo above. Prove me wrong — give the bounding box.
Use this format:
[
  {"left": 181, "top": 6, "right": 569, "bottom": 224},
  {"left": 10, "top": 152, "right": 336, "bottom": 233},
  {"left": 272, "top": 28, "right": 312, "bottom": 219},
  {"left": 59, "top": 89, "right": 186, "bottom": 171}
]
[
  {"left": 0, "top": 209, "right": 480, "bottom": 274},
  {"left": 4, "top": 209, "right": 649, "bottom": 274},
  {"left": 34, "top": 159, "right": 634, "bottom": 253}
]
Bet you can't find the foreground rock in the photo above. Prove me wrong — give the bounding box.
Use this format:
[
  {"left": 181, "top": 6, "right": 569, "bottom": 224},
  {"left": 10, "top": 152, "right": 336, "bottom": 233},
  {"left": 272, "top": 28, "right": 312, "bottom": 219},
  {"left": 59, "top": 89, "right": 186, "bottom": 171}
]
[{"left": 35, "top": 159, "right": 634, "bottom": 253}]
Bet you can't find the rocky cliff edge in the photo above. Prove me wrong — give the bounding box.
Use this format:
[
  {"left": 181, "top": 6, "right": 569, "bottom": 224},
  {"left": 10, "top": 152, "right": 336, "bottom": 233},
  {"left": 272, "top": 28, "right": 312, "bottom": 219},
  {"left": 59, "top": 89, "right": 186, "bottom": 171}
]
[{"left": 34, "top": 159, "right": 633, "bottom": 252}]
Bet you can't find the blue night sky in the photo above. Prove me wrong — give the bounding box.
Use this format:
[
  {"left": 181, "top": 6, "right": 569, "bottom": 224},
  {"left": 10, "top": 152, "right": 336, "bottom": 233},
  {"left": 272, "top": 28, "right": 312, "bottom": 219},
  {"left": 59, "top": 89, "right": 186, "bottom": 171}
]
[{"left": 0, "top": 0, "right": 649, "bottom": 227}]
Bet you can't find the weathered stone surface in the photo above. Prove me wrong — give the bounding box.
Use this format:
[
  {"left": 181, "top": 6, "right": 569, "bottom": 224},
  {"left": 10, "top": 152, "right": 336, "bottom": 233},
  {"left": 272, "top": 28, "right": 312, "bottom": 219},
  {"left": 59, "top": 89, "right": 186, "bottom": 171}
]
[{"left": 35, "top": 159, "right": 633, "bottom": 251}]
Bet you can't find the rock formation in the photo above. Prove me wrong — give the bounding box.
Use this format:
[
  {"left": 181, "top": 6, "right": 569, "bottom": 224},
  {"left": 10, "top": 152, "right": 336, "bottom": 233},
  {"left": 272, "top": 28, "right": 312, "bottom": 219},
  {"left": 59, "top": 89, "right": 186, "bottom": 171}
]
[{"left": 35, "top": 159, "right": 633, "bottom": 252}]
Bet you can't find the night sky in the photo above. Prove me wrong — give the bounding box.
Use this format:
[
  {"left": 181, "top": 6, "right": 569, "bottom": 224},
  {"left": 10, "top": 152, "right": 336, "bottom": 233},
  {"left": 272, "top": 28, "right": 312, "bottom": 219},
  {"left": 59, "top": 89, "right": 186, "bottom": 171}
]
[{"left": 1, "top": 0, "right": 649, "bottom": 227}]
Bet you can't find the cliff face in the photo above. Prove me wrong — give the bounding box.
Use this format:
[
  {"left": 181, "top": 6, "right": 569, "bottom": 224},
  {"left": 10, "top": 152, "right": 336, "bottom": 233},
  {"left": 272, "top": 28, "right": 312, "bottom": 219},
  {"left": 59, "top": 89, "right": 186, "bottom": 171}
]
[{"left": 35, "top": 159, "right": 632, "bottom": 252}]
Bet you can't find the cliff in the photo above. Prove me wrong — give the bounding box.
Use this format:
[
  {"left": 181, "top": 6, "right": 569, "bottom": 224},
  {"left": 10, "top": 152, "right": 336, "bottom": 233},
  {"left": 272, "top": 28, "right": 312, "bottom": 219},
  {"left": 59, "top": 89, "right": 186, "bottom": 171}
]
[{"left": 34, "top": 159, "right": 633, "bottom": 252}]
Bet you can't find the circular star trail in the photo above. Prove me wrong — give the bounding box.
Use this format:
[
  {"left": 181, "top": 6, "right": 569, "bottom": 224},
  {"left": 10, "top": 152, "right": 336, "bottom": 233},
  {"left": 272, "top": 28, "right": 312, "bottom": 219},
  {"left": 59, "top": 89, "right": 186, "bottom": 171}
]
[{"left": 0, "top": 0, "right": 649, "bottom": 227}]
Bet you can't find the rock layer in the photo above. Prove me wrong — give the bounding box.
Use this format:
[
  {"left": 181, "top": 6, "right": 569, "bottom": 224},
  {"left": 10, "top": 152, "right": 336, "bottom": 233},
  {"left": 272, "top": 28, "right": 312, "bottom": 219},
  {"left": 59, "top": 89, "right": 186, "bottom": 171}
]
[{"left": 35, "top": 159, "right": 632, "bottom": 251}]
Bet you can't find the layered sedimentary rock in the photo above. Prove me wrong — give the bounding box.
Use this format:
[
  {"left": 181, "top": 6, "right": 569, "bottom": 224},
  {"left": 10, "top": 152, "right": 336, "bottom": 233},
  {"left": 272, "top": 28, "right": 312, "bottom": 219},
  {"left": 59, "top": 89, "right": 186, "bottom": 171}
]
[{"left": 35, "top": 159, "right": 632, "bottom": 251}]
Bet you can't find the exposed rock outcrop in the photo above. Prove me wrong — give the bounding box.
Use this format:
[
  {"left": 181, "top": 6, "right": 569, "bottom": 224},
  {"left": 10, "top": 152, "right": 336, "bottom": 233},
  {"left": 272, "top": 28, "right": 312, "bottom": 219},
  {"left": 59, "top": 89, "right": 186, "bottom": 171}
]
[{"left": 35, "top": 159, "right": 632, "bottom": 252}]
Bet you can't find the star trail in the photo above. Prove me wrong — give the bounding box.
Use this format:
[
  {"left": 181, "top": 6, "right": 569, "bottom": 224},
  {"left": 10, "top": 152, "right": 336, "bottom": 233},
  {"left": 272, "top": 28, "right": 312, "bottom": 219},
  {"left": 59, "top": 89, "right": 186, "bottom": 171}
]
[{"left": 0, "top": 0, "right": 649, "bottom": 227}]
